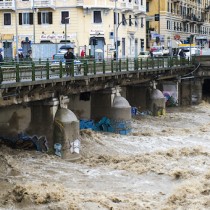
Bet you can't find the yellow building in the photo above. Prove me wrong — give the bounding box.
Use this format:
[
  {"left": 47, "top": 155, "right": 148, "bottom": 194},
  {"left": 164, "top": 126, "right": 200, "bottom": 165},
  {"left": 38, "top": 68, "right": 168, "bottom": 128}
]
[
  {"left": 0, "top": 0, "right": 146, "bottom": 59},
  {"left": 146, "top": 0, "right": 210, "bottom": 49}
]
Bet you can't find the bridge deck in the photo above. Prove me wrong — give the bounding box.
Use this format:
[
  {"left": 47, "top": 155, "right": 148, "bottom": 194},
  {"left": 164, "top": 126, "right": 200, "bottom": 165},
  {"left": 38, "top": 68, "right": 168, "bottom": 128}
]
[
  {"left": 0, "top": 57, "right": 192, "bottom": 87},
  {"left": 0, "top": 57, "right": 195, "bottom": 106}
]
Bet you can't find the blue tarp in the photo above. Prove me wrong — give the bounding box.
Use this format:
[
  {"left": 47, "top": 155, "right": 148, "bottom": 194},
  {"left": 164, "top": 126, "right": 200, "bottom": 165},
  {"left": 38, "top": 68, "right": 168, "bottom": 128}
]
[
  {"left": 0, "top": 132, "right": 48, "bottom": 152},
  {"left": 80, "top": 119, "right": 95, "bottom": 130},
  {"left": 80, "top": 117, "right": 131, "bottom": 135},
  {"left": 94, "top": 117, "right": 114, "bottom": 132}
]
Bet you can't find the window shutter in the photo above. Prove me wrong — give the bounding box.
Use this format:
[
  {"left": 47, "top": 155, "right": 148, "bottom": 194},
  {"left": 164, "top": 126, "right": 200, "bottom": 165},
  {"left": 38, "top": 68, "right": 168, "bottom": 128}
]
[
  {"left": 29, "top": 13, "right": 33, "bottom": 25},
  {"left": 49, "top": 12, "right": 52, "bottom": 24},
  {"left": 38, "top": 12, "right": 41, "bottom": 24},
  {"left": 19, "top": 13, "right": 22, "bottom": 25}
]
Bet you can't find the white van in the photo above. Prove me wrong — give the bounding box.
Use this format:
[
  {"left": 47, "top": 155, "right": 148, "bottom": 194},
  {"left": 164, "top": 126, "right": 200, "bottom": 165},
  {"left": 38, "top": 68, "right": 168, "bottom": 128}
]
[
  {"left": 151, "top": 46, "right": 169, "bottom": 57},
  {"left": 179, "top": 47, "right": 200, "bottom": 59}
]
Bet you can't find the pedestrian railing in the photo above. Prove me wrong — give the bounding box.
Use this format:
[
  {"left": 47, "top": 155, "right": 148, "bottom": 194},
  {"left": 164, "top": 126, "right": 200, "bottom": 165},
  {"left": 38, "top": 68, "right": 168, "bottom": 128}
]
[{"left": 0, "top": 56, "right": 193, "bottom": 84}]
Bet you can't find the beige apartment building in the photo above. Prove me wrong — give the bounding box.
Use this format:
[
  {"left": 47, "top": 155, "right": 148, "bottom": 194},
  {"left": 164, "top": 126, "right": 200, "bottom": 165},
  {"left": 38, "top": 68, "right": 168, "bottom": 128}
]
[
  {"left": 146, "top": 0, "right": 210, "bottom": 49},
  {"left": 0, "top": 0, "right": 146, "bottom": 59}
]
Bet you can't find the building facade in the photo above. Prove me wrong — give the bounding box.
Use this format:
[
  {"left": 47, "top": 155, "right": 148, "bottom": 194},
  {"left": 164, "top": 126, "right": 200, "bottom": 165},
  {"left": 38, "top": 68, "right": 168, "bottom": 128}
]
[
  {"left": 146, "top": 0, "right": 210, "bottom": 49},
  {"left": 0, "top": 0, "right": 146, "bottom": 59}
]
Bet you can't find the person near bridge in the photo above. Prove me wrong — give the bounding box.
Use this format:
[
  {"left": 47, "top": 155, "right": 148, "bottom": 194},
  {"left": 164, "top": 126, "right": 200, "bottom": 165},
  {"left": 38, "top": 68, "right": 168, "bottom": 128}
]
[
  {"left": 64, "top": 48, "right": 75, "bottom": 76},
  {"left": 0, "top": 51, "right": 3, "bottom": 65}
]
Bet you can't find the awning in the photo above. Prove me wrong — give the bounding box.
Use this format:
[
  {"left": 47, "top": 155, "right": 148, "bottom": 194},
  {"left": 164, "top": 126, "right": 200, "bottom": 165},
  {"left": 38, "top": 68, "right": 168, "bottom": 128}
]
[
  {"left": 89, "top": 37, "right": 106, "bottom": 45},
  {"left": 195, "top": 36, "right": 207, "bottom": 40}
]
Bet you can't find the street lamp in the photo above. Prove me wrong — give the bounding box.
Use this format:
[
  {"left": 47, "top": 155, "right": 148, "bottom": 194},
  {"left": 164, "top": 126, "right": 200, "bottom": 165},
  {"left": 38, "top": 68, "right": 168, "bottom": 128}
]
[
  {"left": 114, "top": 0, "right": 117, "bottom": 57},
  {"left": 65, "top": 17, "right": 70, "bottom": 45},
  {"left": 15, "top": 0, "right": 19, "bottom": 62},
  {"left": 33, "top": 0, "right": 35, "bottom": 44},
  {"left": 158, "top": 0, "right": 160, "bottom": 35},
  {"left": 169, "top": 0, "right": 173, "bottom": 57}
]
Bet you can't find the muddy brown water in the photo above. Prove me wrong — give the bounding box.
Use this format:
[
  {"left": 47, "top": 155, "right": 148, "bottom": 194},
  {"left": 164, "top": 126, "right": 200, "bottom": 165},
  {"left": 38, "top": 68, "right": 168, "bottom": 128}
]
[{"left": 0, "top": 102, "right": 210, "bottom": 210}]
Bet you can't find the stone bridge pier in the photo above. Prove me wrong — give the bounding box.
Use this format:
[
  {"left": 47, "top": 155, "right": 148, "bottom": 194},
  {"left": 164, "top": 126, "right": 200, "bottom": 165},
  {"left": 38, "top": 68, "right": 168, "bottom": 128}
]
[
  {"left": 27, "top": 98, "right": 60, "bottom": 148},
  {"left": 68, "top": 87, "right": 132, "bottom": 134},
  {"left": 125, "top": 83, "right": 166, "bottom": 115},
  {"left": 90, "top": 87, "right": 131, "bottom": 121},
  {"left": 28, "top": 96, "right": 80, "bottom": 159},
  {"left": 68, "top": 88, "right": 131, "bottom": 122},
  {"left": 179, "top": 78, "right": 203, "bottom": 106}
]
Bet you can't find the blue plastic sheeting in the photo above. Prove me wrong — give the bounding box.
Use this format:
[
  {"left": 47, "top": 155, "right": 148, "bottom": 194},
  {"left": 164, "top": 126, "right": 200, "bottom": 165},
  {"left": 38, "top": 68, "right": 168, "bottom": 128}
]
[
  {"left": 80, "top": 117, "right": 114, "bottom": 132},
  {"left": 131, "top": 107, "right": 138, "bottom": 116},
  {"left": 94, "top": 117, "right": 114, "bottom": 132},
  {"left": 80, "top": 117, "right": 132, "bottom": 135},
  {"left": 54, "top": 143, "right": 62, "bottom": 157},
  {"left": 80, "top": 119, "right": 95, "bottom": 130},
  {"left": 0, "top": 132, "right": 48, "bottom": 152},
  {"left": 110, "top": 119, "right": 132, "bottom": 135}
]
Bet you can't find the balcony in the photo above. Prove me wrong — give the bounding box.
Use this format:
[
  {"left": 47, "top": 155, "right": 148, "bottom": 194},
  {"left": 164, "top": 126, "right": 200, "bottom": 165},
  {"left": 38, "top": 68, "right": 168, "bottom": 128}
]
[
  {"left": 33, "top": 0, "right": 55, "bottom": 9},
  {"left": 0, "top": 0, "right": 15, "bottom": 10},
  {"left": 77, "top": 0, "right": 84, "bottom": 7},
  {"left": 173, "top": 0, "right": 180, "bottom": 3},
  {"left": 197, "top": 19, "right": 204, "bottom": 25},
  {"left": 121, "top": 2, "right": 133, "bottom": 12},
  {"left": 182, "top": 15, "right": 190, "bottom": 22},
  {"left": 133, "top": 4, "right": 146, "bottom": 14},
  {"left": 76, "top": 0, "right": 113, "bottom": 9},
  {"left": 204, "top": 5, "right": 210, "bottom": 12}
]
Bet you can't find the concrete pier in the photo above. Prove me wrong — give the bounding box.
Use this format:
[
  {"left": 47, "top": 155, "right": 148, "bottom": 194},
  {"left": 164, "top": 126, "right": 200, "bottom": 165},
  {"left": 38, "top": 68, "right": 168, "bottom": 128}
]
[{"left": 53, "top": 108, "right": 80, "bottom": 160}]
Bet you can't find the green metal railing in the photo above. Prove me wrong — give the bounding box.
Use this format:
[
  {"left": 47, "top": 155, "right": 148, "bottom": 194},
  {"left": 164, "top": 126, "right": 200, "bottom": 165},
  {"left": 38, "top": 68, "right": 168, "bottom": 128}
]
[{"left": 0, "top": 56, "right": 193, "bottom": 84}]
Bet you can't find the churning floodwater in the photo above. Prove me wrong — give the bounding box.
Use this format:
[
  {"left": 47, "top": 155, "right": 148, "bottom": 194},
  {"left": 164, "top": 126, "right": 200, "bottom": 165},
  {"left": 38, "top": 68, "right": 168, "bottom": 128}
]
[{"left": 0, "top": 102, "right": 210, "bottom": 210}]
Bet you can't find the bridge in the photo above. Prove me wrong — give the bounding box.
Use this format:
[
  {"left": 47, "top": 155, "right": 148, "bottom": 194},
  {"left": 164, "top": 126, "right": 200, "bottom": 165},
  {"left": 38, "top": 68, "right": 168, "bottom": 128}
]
[
  {"left": 0, "top": 57, "right": 194, "bottom": 106},
  {"left": 0, "top": 56, "right": 206, "bottom": 159}
]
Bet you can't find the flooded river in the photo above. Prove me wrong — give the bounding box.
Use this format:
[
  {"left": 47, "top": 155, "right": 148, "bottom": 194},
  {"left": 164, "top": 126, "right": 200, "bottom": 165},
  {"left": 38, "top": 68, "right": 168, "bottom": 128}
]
[{"left": 0, "top": 102, "right": 210, "bottom": 210}]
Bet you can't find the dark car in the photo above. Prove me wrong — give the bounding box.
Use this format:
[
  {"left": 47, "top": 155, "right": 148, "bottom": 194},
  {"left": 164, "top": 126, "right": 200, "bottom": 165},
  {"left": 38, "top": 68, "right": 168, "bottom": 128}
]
[
  {"left": 59, "top": 44, "right": 75, "bottom": 52},
  {"left": 52, "top": 52, "right": 82, "bottom": 74}
]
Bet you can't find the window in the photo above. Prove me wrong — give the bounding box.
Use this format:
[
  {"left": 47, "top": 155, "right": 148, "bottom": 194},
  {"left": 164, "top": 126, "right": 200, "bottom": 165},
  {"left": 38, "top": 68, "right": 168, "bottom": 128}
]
[
  {"left": 114, "top": 12, "right": 119, "bottom": 25},
  {"left": 122, "top": 14, "right": 127, "bottom": 25},
  {"left": 129, "top": 15, "right": 133, "bottom": 26},
  {"left": 167, "top": 20, "right": 170, "bottom": 29},
  {"left": 4, "top": 13, "right": 11, "bottom": 25},
  {"left": 38, "top": 12, "right": 53, "bottom": 24},
  {"left": 140, "top": 17, "right": 144, "bottom": 28},
  {"left": 135, "top": 16, "right": 138, "bottom": 27},
  {"left": 61, "top": 11, "right": 69, "bottom": 24},
  {"left": 122, "top": 38, "right": 125, "bottom": 56},
  {"left": 146, "top": 2, "right": 149, "bottom": 12},
  {"left": 114, "top": 12, "right": 116, "bottom": 24},
  {"left": 19, "top": 13, "right": 33, "bottom": 25},
  {"left": 23, "top": 13, "right": 30, "bottom": 24},
  {"left": 93, "top": 11, "right": 102, "bottom": 23}
]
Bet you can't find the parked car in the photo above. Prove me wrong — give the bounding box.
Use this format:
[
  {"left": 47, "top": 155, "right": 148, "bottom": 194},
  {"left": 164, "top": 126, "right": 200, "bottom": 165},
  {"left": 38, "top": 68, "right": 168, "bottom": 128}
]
[
  {"left": 151, "top": 47, "right": 169, "bottom": 57},
  {"left": 138, "top": 51, "right": 151, "bottom": 59},
  {"left": 178, "top": 47, "right": 200, "bottom": 59},
  {"left": 52, "top": 52, "right": 82, "bottom": 74}
]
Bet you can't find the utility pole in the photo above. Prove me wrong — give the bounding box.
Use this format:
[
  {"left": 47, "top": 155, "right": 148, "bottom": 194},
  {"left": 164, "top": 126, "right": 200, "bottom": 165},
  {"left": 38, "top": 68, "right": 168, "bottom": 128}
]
[
  {"left": 169, "top": 0, "right": 173, "bottom": 57},
  {"left": 33, "top": 0, "right": 35, "bottom": 44},
  {"left": 158, "top": 0, "right": 160, "bottom": 35},
  {"left": 65, "top": 17, "right": 70, "bottom": 46},
  {"left": 93, "top": 36, "right": 96, "bottom": 58},
  {"left": 15, "top": 0, "right": 19, "bottom": 62},
  {"left": 114, "top": 0, "right": 117, "bottom": 56}
]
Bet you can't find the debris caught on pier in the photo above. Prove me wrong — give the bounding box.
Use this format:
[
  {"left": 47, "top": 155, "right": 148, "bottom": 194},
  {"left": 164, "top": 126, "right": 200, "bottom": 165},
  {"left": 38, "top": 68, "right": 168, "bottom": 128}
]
[{"left": 0, "top": 132, "right": 48, "bottom": 152}]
